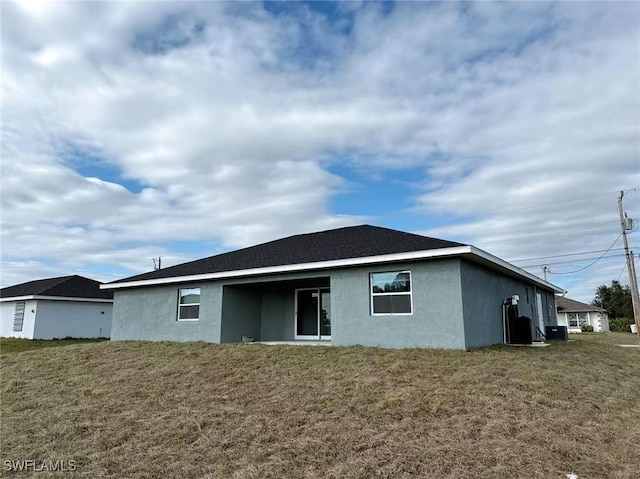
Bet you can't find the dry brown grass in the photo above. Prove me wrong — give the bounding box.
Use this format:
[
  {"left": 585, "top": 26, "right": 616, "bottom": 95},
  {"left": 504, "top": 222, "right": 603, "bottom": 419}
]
[
  {"left": 1, "top": 333, "right": 639, "bottom": 478},
  {"left": 0, "top": 338, "right": 106, "bottom": 356}
]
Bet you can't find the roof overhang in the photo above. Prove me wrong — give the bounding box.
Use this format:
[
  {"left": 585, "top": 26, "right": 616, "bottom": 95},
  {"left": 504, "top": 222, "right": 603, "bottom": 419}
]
[
  {"left": 101, "top": 245, "right": 564, "bottom": 293},
  {"left": 465, "top": 246, "right": 564, "bottom": 293},
  {"left": 0, "top": 295, "right": 113, "bottom": 303},
  {"left": 557, "top": 308, "right": 607, "bottom": 313}
]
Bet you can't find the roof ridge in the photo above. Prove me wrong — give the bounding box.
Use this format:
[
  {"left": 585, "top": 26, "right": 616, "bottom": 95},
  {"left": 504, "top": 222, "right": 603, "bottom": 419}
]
[
  {"left": 41, "top": 274, "right": 102, "bottom": 294},
  {"left": 36, "top": 275, "right": 81, "bottom": 295}
]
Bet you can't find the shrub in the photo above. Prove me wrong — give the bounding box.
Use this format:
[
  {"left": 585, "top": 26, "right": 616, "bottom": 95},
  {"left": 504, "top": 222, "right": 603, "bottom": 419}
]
[
  {"left": 581, "top": 325, "right": 594, "bottom": 333},
  {"left": 609, "top": 317, "right": 635, "bottom": 332}
]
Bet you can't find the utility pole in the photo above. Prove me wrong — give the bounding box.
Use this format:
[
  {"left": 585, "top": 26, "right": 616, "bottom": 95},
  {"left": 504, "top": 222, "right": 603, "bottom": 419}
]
[
  {"left": 541, "top": 265, "right": 549, "bottom": 282},
  {"left": 618, "top": 191, "right": 640, "bottom": 343},
  {"left": 153, "top": 257, "right": 162, "bottom": 270}
]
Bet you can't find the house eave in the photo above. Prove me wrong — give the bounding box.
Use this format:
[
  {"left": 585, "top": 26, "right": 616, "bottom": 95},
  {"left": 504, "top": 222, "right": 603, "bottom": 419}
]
[
  {"left": 101, "top": 245, "right": 564, "bottom": 293},
  {"left": 0, "top": 295, "right": 114, "bottom": 303},
  {"left": 466, "top": 246, "right": 564, "bottom": 293},
  {"left": 557, "top": 308, "right": 607, "bottom": 314}
]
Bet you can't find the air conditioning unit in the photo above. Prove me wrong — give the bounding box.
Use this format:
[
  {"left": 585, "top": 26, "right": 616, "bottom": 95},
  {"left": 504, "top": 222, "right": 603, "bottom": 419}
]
[{"left": 545, "top": 326, "right": 568, "bottom": 341}]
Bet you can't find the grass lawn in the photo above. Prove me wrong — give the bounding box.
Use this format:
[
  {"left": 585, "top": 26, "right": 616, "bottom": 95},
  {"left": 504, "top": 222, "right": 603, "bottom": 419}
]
[
  {"left": 1, "top": 334, "right": 639, "bottom": 478},
  {"left": 0, "top": 338, "right": 107, "bottom": 356}
]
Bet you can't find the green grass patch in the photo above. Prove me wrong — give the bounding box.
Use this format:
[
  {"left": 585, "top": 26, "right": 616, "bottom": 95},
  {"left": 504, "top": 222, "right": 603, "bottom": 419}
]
[
  {"left": 0, "top": 337, "right": 107, "bottom": 355},
  {"left": 1, "top": 334, "right": 638, "bottom": 478},
  {"left": 567, "top": 331, "right": 639, "bottom": 345}
]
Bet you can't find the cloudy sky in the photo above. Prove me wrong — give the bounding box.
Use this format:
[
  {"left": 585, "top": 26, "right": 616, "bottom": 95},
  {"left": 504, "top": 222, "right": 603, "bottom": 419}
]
[{"left": 1, "top": 1, "right": 638, "bottom": 302}]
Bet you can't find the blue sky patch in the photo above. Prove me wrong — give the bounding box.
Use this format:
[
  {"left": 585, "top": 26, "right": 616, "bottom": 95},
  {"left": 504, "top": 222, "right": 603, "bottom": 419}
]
[
  {"left": 328, "top": 162, "right": 428, "bottom": 227},
  {"left": 60, "top": 142, "right": 145, "bottom": 194}
]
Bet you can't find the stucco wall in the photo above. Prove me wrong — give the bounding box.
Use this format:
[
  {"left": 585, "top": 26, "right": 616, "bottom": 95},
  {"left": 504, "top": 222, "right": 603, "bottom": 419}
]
[
  {"left": 110, "top": 272, "right": 328, "bottom": 343},
  {"left": 32, "top": 300, "right": 112, "bottom": 339},
  {"left": 109, "top": 259, "right": 558, "bottom": 349},
  {"left": 260, "top": 292, "right": 295, "bottom": 341},
  {"left": 330, "top": 259, "right": 466, "bottom": 349},
  {"left": 110, "top": 260, "right": 466, "bottom": 348},
  {"left": 460, "top": 260, "right": 558, "bottom": 349},
  {"left": 0, "top": 300, "right": 38, "bottom": 339},
  {"left": 220, "top": 286, "right": 261, "bottom": 342},
  {"left": 110, "top": 283, "right": 222, "bottom": 342}
]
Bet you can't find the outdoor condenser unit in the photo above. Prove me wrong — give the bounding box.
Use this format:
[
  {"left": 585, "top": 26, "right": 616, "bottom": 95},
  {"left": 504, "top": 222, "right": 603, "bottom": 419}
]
[{"left": 545, "top": 326, "right": 568, "bottom": 341}]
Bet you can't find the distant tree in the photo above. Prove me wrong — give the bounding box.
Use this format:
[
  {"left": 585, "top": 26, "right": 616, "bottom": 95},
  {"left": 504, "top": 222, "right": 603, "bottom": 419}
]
[
  {"left": 593, "top": 280, "right": 633, "bottom": 319},
  {"left": 391, "top": 272, "right": 409, "bottom": 292}
]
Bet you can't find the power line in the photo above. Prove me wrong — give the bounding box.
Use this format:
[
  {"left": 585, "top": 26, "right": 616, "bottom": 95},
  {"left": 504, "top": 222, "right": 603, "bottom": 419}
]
[
  {"left": 436, "top": 189, "right": 624, "bottom": 225},
  {"left": 422, "top": 189, "right": 639, "bottom": 234},
  {"left": 519, "top": 253, "right": 625, "bottom": 269},
  {"left": 616, "top": 262, "right": 627, "bottom": 282},
  {"left": 479, "top": 223, "right": 616, "bottom": 244},
  {"left": 509, "top": 246, "right": 638, "bottom": 263},
  {"left": 547, "top": 233, "right": 622, "bottom": 275}
]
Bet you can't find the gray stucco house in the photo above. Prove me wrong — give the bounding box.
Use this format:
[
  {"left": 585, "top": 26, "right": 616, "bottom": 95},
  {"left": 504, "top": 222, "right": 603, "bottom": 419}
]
[{"left": 103, "top": 225, "right": 562, "bottom": 350}]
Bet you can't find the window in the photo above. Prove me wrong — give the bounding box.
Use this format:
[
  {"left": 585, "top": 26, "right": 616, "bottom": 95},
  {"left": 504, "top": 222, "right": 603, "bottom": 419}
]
[
  {"left": 370, "top": 271, "right": 412, "bottom": 315},
  {"left": 568, "top": 313, "right": 587, "bottom": 328},
  {"left": 178, "top": 288, "right": 200, "bottom": 321}
]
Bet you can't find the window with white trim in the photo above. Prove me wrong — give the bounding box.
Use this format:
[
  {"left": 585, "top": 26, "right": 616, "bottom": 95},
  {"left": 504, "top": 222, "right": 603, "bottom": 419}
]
[
  {"left": 568, "top": 313, "right": 587, "bottom": 328},
  {"left": 178, "top": 288, "right": 200, "bottom": 321},
  {"left": 370, "top": 271, "right": 412, "bottom": 315}
]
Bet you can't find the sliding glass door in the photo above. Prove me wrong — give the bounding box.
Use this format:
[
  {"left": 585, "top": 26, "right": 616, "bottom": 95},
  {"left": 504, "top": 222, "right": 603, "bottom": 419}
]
[{"left": 295, "top": 288, "right": 331, "bottom": 340}]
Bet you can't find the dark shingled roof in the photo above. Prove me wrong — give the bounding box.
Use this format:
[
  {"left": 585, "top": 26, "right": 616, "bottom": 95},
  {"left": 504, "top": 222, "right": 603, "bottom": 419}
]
[
  {"left": 556, "top": 296, "right": 606, "bottom": 313},
  {"left": 1, "top": 275, "right": 113, "bottom": 300},
  {"left": 111, "top": 225, "right": 466, "bottom": 284}
]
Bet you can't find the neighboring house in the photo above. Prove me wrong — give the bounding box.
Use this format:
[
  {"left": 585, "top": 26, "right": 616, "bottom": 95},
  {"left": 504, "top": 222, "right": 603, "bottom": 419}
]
[
  {"left": 103, "top": 225, "right": 562, "bottom": 350},
  {"left": 1, "top": 275, "right": 113, "bottom": 339},
  {"left": 556, "top": 296, "right": 609, "bottom": 333}
]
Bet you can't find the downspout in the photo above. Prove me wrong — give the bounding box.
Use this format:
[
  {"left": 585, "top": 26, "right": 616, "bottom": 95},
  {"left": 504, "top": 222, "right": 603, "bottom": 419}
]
[{"left": 502, "top": 302, "right": 507, "bottom": 344}]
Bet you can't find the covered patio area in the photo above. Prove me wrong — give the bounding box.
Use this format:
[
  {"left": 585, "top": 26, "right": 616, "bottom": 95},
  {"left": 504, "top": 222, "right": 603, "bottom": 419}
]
[{"left": 220, "top": 276, "right": 331, "bottom": 343}]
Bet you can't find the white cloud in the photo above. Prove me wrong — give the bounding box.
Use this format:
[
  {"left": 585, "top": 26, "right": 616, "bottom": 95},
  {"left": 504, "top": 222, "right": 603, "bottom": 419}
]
[{"left": 1, "top": 1, "right": 638, "bottom": 303}]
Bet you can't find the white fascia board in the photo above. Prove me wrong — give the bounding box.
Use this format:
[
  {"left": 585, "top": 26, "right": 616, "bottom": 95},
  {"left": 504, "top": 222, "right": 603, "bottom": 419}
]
[
  {"left": 0, "top": 295, "right": 113, "bottom": 303},
  {"left": 468, "top": 246, "right": 565, "bottom": 293},
  {"left": 101, "top": 245, "right": 563, "bottom": 293},
  {"left": 101, "top": 246, "right": 473, "bottom": 289}
]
